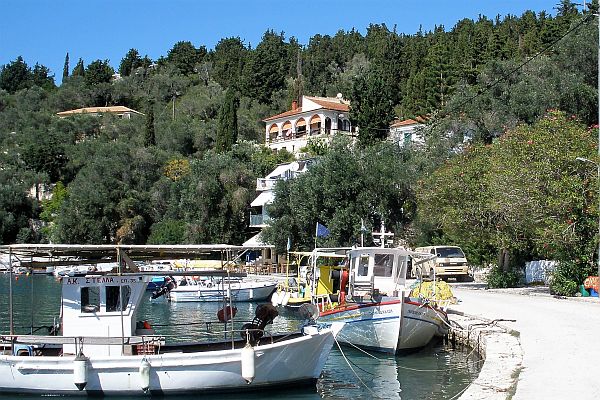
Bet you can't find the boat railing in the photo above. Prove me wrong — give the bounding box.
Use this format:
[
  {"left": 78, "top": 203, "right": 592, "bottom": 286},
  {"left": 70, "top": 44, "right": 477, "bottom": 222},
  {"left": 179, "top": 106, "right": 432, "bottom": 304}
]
[
  {"left": 0, "top": 327, "right": 281, "bottom": 355},
  {"left": 312, "top": 293, "right": 333, "bottom": 311},
  {"left": 0, "top": 334, "right": 165, "bottom": 346}
]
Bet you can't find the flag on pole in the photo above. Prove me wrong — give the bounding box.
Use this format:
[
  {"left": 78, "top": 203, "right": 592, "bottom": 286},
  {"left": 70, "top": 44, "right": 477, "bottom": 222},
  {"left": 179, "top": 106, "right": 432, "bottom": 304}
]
[
  {"left": 316, "top": 222, "right": 330, "bottom": 238},
  {"left": 360, "top": 218, "right": 367, "bottom": 233},
  {"left": 286, "top": 237, "right": 292, "bottom": 252}
]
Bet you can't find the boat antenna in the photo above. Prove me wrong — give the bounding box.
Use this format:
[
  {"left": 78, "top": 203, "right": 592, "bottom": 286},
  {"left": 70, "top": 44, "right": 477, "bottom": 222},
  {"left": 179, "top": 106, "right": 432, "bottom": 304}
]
[
  {"left": 361, "top": 218, "right": 365, "bottom": 247},
  {"left": 372, "top": 219, "right": 394, "bottom": 248}
]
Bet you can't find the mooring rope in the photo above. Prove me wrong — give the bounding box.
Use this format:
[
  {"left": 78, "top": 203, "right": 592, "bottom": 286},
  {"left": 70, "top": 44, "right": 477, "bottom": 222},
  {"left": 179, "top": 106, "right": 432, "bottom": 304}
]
[
  {"left": 339, "top": 339, "right": 381, "bottom": 359},
  {"left": 395, "top": 344, "right": 485, "bottom": 373},
  {"left": 333, "top": 337, "right": 382, "bottom": 399}
]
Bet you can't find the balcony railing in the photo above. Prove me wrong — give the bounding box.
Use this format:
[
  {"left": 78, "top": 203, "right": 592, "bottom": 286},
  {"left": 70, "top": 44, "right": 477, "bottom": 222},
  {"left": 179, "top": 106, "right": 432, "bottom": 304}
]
[
  {"left": 256, "top": 178, "right": 278, "bottom": 191},
  {"left": 250, "top": 213, "right": 271, "bottom": 227},
  {"left": 267, "top": 128, "right": 356, "bottom": 144}
]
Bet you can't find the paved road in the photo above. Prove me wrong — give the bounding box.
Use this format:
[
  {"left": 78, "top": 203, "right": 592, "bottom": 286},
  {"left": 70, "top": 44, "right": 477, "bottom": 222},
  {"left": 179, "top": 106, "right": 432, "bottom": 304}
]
[{"left": 448, "top": 286, "right": 600, "bottom": 400}]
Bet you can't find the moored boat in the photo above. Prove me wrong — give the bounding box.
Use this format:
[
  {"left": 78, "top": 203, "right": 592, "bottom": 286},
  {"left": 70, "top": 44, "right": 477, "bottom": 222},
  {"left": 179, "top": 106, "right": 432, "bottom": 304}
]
[
  {"left": 167, "top": 276, "right": 277, "bottom": 302},
  {"left": 0, "top": 273, "right": 337, "bottom": 395},
  {"left": 315, "top": 245, "right": 449, "bottom": 353}
]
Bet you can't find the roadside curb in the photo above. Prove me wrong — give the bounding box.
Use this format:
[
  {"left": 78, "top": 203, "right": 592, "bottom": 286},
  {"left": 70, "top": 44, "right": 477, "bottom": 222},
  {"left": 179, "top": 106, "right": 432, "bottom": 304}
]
[{"left": 447, "top": 310, "right": 523, "bottom": 400}]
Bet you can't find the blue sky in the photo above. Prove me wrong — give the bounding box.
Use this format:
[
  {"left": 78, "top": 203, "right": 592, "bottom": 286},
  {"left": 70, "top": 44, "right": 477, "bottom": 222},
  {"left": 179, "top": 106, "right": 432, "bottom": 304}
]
[{"left": 1, "top": 0, "right": 563, "bottom": 83}]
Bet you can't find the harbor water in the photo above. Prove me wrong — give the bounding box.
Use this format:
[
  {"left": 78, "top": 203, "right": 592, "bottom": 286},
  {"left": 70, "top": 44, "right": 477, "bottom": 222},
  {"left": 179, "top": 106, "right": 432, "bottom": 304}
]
[{"left": 0, "top": 274, "right": 482, "bottom": 399}]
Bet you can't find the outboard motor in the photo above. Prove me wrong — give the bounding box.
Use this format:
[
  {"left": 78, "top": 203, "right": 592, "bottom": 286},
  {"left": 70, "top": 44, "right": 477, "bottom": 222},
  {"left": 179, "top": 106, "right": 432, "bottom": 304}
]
[
  {"left": 297, "top": 303, "right": 319, "bottom": 324},
  {"left": 151, "top": 276, "right": 176, "bottom": 299},
  {"left": 241, "top": 304, "right": 279, "bottom": 345}
]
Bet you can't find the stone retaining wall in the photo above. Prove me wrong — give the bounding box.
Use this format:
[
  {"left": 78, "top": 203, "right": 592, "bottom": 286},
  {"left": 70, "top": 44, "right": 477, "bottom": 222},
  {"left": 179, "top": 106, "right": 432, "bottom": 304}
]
[{"left": 448, "top": 310, "right": 523, "bottom": 400}]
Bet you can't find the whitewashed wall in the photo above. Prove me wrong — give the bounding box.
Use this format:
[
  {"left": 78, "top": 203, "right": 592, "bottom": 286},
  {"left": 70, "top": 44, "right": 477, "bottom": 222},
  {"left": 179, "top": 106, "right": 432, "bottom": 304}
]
[{"left": 525, "top": 260, "right": 557, "bottom": 284}]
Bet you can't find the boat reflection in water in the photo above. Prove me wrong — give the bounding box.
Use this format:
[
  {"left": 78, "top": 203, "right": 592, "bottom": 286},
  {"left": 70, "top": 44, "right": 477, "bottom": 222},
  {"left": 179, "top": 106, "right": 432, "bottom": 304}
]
[{"left": 318, "top": 343, "right": 483, "bottom": 400}]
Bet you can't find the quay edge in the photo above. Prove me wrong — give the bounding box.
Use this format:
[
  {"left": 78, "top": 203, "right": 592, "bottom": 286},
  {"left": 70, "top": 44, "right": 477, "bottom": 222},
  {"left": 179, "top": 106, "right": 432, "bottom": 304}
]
[{"left": 447, "top": 310, "right": 523, "bottom": 400}]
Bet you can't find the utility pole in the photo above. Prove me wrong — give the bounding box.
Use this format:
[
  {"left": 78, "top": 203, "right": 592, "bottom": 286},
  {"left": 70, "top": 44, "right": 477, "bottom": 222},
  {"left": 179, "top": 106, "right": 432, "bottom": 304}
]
[
  {"left": 579, "top": 8, "right": 600, "bottom": 296},
  {"left": 172, "top": 94, "right": 176, "bottom": 121}
]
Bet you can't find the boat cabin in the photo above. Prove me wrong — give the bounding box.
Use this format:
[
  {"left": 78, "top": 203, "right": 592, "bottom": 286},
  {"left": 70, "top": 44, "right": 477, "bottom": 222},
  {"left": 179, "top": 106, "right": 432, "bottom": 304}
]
[
  {"left": 347, "top": 248, "right": 410, "bottom": 299},
  {"left": 61, "top": 275, "right": 149, "bottom": 356}
]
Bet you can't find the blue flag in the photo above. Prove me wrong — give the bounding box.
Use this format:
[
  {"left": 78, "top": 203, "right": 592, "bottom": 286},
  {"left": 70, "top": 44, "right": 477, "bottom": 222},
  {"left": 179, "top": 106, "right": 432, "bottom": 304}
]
[{"left": 316, "top": 222, "right": 330, "bottom": 238}]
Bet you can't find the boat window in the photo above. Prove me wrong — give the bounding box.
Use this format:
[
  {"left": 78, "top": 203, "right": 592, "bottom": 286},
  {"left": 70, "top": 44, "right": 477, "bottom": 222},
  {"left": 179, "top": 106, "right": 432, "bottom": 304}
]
[
  {"left": 373, "top": 253, "right": 394, "bottom": 277},
  {"left": 357, "top": 255, "right": 370, "bottom": 276},
  {"left": 106, "top": 285, "right": 131, "bottom": 312},
  {"left": 81, "top": 287, "right": 100, "bottom": 313}
]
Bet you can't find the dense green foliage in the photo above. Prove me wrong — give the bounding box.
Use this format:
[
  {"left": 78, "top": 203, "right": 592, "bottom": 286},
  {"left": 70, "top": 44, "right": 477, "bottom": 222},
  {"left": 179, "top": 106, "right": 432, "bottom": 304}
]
[
  {"left": 349, "top": 71, "right": 395, "bottom": 147},
  {"left": 416, "top": 111, "right": 597, "bottom": 292},
  {"left": 262, "top": 138, "right": 418, "bottom": 252},
  {"left": 1, "top": 2, "right": 599, "bottom": 297}
]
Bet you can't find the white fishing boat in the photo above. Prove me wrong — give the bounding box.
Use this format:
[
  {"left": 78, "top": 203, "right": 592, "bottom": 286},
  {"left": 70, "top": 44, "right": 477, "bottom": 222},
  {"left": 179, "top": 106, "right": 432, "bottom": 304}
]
[
  {"left": 0, "top": 244, "right": 339, "bottom": 396},
  {"left": 0, "top": 273, "right": 337, "bottom": 395},
  {"left": 312, "top": 225, "right": 449, "bottom": 354},
  {"left": 166, "top": 276, "right": 277, "bottom": 302}
]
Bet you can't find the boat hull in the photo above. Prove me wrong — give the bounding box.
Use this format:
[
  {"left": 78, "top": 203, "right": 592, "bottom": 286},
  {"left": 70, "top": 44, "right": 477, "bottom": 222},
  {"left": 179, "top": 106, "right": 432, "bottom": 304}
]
[
  {"left": 0, "top": 327, "right": 334, "bottom": 396},
  {"left": 169, "top": 281, "right": 277, "bottom": 302},
  {"left": 318, "top": 298, "right": 447, "bottom": 353}
]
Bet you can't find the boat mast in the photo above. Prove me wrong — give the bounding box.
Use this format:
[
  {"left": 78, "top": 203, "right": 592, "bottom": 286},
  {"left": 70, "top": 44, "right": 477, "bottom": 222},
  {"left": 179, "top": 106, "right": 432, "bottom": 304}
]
[
  {"left": 8, "top": 248, "right": 14, "bottom": 335},
  {"left": 117, "top": 247, "right": 125, "bottom": 355}
]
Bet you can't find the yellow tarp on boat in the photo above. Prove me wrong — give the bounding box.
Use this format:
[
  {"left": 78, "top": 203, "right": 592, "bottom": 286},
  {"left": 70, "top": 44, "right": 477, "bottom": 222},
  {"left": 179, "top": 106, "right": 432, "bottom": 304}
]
[{"left": 409, "top": 280, "right": 456, "bottom": 303}]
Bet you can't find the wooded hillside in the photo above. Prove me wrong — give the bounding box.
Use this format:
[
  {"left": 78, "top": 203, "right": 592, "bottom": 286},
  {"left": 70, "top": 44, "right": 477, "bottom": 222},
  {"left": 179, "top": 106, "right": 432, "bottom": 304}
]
[{"left": 0, "top": 0, "right": 597, "bottom": 279}]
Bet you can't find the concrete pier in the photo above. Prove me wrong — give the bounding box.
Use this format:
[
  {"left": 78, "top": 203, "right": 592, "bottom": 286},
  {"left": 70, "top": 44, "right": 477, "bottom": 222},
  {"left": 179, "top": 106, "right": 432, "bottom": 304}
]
[{"left": 448, "top": 284, "right": 600, "bottom": 400}]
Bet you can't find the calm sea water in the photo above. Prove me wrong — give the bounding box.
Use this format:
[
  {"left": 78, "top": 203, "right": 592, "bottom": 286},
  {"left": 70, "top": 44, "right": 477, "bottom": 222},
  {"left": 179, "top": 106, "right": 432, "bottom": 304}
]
[{"left": 0, "top": 274, "right": 482, "bottom": 399}]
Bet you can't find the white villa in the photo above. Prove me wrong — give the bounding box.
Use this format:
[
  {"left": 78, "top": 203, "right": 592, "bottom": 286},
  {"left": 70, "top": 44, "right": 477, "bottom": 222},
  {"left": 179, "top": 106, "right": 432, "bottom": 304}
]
[
  {"left": 263, "top": 95, "right": 354, "bottom": 156},
  {"left": 389, "top": 117, "right": 427, "bottom": 147},
  {"left": 244, "top": 159, "right": 314, "bottom": 272},
  {"left": 249, "top": 159, "right": 314, "bottom": 228}
]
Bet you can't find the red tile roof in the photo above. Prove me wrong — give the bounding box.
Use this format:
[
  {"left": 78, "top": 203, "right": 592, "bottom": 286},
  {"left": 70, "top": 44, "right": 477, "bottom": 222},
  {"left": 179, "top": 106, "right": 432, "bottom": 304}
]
[
  {"left": 263, "top": 96, "right": 349, "bottom": 122},
  {"left": 390, "top": 116, "right": 427, "bottom": 128},
  {"left": 57, "top": 106, "right": 143, "bottom": 117},
  {"left": 263, "top": 107, "right": 306, "bottom": 122}
]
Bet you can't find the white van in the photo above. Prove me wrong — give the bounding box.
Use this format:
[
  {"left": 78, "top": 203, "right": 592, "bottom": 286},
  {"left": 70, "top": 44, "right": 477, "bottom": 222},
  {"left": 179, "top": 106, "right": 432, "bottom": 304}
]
[{"left": 411, "top": 245, "right": 470, "bottom": 281}]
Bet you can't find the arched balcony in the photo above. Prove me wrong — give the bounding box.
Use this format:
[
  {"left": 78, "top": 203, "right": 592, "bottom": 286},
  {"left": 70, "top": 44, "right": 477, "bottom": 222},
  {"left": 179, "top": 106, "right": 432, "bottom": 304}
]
[
  {"left": 309, "top": 114, "right": 322, "bottom": 135},
  {"left": 282, "top": 121, "right": 292, "bottom": 140},
  {"left": 268, "top": 123, "right": 279, "bottom": 142},
  {"left": 295, "top": 117, "right": 307, "bottom": 138}
]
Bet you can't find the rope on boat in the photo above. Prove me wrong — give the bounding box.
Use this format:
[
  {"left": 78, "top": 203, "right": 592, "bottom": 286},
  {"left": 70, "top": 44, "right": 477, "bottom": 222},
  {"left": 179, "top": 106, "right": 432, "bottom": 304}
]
[{"left": 333, "top": 337, "right": 382, "bottom": 399}]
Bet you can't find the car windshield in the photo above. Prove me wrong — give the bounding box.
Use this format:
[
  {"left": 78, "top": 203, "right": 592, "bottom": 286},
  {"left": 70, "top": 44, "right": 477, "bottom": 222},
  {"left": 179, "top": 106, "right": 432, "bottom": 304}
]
[{"left": 437, "top": 247, "right": 465, "bottom": 258}]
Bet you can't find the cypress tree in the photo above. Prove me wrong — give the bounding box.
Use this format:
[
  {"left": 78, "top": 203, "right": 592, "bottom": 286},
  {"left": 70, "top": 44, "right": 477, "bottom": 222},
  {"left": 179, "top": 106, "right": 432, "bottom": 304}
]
[
  {"left": 72, "top": 58, "right": 85, "bottom": 77},
  {"left": 350, "top": 71, "right": 395, "bottom": 147},
  {"left": 215, "top": 90, "right": 239, "bottom": 152},
  {"left": 62, "top": 52, "right": 69, "bottom": 82},
  {"left": 144, "top": 102, "right": 156, "bottom": 147}
]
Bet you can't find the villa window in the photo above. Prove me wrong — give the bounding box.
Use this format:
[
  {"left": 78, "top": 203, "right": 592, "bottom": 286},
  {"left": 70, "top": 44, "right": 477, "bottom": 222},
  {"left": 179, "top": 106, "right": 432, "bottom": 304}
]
[{"left": 81, "top": 287, "right": 100, "bottom": 313}]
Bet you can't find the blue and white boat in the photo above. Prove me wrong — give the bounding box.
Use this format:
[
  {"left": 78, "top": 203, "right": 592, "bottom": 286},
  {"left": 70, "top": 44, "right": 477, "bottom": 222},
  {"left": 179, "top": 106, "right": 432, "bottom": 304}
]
[
  {"left": 313, "top": 229, "right": 449, "bottom": 354},
  {"left": 168, "top": 276, "right": 277, "bottom": 302}
]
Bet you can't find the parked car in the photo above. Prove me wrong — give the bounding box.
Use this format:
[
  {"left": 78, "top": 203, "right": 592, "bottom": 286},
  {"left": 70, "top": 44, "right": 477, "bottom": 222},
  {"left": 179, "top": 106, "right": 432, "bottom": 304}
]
[{"left": 411, "top": 246, "right": 470, "bottom": 281}]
